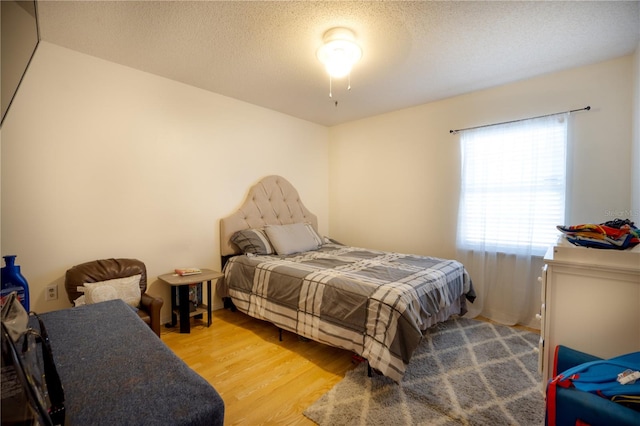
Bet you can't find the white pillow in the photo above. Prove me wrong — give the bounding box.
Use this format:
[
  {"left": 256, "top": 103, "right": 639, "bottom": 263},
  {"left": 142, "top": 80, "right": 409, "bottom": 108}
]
[
  {"left": 264, "top": 223, "right": 322, "bottom": 255},
  {"left": 82, "top": 274, "right": 142, "bottom": 308}
]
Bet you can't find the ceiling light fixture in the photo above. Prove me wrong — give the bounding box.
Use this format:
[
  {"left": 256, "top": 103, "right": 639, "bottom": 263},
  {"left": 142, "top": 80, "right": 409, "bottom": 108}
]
[{"left": 316, "top": 27, "right": 362, "bottom": 99}]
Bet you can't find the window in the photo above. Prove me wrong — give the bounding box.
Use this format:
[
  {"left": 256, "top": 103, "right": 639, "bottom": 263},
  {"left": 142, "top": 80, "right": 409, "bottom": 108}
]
[{"left": 456, "top": 114, "right": 568, "bottom": 256}]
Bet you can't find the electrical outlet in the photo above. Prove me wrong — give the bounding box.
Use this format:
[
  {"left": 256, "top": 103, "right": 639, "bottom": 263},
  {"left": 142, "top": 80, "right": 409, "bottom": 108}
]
[{"left": 45, "top": 284, "right": 58, "bottom": 301}]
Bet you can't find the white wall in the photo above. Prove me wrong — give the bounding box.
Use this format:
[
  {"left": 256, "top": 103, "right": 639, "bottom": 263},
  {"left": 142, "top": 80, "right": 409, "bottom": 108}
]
[
  {"left": 2, "top": 42, "right": 636, "bottom": 325},
  {"left": 1, "top": 42, "right": 329, "bottom": 318},
  {"left": 328, "top": 55, "right": 635, "bottom": 260},
  {"left": 632, "top": 41, "right": 640, "bottom": 221}
]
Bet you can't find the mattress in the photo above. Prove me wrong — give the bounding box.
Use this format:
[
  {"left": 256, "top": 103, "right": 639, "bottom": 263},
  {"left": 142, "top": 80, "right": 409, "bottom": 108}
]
[{"left": 222, "top": 243, "right": 475, "bottom": 382}]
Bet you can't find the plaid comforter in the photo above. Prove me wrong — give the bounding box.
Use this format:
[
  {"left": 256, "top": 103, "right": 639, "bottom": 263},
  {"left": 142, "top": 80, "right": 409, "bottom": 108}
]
[{"left": 222, "top": 243, "right": 473, "bottom": 382}]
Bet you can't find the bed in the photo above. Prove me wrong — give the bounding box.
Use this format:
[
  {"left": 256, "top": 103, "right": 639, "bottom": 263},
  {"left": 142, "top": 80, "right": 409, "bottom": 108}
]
[{"left": 219, "top": 175, "right": 475, "bottom": 382}]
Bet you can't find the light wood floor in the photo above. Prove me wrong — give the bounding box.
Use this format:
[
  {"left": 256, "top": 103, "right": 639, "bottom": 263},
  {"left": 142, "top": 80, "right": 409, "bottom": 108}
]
[
  {"left": 161, "top": 309, "right": 356, "bottom": 425},
  {"left": 162, "top": 310, "right": 538, "bottom": 426}
]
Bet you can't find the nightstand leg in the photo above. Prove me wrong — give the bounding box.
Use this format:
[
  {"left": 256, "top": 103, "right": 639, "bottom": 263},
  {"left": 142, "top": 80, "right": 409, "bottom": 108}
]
[
  {"left": 178, "top": 284, "right": 190, "bottom": 333},
  {"left": 167, "top": 286, "right": 177, "bottom": 327},
  {"left": 207, "top": 280, "right": 212, "bottom": 327}
]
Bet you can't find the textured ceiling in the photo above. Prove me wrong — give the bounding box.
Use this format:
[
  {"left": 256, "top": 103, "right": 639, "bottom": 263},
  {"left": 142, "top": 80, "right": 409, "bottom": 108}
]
[{"left": 36, "top": 1, "right": 640, "bottom": 126}]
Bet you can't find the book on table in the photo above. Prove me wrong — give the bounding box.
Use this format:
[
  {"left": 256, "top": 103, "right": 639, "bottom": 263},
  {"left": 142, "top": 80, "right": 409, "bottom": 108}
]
[{"left": 174, "top": 268, "right": 202, "bottom": 276}]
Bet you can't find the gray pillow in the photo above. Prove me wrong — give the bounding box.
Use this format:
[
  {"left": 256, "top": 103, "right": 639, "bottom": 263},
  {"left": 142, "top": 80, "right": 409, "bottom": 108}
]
[
  {"left": 231, "top": 228, "right": 274, "bottom": 255},
  {"left": 264, "top": 223, "right": 322, "bottom": 255}
]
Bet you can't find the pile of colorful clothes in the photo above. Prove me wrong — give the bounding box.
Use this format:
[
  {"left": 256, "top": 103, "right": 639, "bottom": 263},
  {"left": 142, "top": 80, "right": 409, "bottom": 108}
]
[{"left": 557, "top": 219, "right": 639, "bottom": 250}]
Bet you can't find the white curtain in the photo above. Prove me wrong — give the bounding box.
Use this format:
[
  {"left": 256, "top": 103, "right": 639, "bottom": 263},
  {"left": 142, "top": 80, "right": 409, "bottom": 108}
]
[{"left": 456, "top": 113, "right": 568, "bottom": 328}]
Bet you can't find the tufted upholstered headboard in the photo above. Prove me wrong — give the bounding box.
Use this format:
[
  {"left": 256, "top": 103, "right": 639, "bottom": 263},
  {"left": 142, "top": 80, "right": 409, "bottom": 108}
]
[{"left": 219, "top": 175, "right": 318, "bottom": 257}]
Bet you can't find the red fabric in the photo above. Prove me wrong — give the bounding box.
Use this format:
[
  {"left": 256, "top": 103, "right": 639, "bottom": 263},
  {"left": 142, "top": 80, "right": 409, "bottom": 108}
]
[
  {"left": 547, "top": 373, "right": 578, "bottom": 426},
  {"left": 548, "top": 345, "right": 562, "bottom": 426},
  {"left": 547, "top": 374, "right": 563, "bottom": 426},
  {"left": 553, "top": 345, "right": 560, "bottom": 378}
]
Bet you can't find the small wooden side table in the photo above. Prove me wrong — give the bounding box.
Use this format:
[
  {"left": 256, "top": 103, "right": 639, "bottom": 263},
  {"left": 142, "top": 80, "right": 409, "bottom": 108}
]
[{"left": 158, "top": 268, "right": 223, "bottom": 333}]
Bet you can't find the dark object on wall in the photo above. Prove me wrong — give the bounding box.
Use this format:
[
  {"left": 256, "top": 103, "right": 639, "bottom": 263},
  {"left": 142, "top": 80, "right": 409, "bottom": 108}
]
[
  {"left": 1, "top": 0, "right": 40, "bottom": 126},
  {"left": 1, "top": 254, "right": 30, "bottom": 311}
]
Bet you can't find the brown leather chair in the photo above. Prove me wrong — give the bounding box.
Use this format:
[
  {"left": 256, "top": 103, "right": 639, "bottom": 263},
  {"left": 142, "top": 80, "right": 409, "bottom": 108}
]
[{"left": 65, "top": 258, "right": 164, "bottom": 337}]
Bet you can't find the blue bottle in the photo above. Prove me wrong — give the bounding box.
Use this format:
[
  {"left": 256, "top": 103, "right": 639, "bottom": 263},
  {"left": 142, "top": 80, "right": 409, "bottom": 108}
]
[{"left": 1, "top": 255, "right": 30, "bottom": 311}]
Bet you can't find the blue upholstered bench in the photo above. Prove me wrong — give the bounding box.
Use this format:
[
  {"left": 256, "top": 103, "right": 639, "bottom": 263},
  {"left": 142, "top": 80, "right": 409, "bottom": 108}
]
[{"left": 34, "top": 299, "right": 224, "bottom": 425}]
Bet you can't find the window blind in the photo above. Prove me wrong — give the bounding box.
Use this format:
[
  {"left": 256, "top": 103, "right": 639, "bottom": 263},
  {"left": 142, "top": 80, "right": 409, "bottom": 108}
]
[{"left": 457, "top": 113, "right": 568, "bottom": 256}]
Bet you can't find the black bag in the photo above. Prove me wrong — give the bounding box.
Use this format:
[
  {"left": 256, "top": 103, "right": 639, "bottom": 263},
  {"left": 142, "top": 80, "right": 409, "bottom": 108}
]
[{"left": 1, "top": 292, "right": 65, "bottom": 425}]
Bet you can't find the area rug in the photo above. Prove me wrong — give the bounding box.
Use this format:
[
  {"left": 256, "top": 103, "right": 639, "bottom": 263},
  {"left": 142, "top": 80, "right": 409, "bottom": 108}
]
[{"left": 304, "top": 317, "right": 544, "bottom": 426}]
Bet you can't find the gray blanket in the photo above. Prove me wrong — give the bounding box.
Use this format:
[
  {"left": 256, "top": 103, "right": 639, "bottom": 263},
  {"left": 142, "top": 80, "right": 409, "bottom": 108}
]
[
  {"left": 34, "top": 299, "right": 224, "bottom": 425},
  {"left": 223, "top": 243, "right": 474, "bottom": 382}
]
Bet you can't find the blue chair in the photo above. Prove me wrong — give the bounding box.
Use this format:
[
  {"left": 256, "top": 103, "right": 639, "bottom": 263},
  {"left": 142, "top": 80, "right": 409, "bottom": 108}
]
[{"left": 546, "top": 345, "right": 640, "bottom": 426}]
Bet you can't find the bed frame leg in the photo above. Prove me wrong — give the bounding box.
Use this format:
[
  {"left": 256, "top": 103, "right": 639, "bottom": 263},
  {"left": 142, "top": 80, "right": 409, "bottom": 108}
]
[
  {"left": 367, "top": 361, "right": 372, "bottom": 377},
  {"left": 279, "top": 328, "right": 283, "bottom": 341},
  {"left": 223, "top": 297, "right": 237, "bottom": 312}
]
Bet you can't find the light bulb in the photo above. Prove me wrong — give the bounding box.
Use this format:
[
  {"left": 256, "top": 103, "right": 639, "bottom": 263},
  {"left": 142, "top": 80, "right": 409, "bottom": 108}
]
[{"left": 317, "top": 28, "right": 362, "bottom": 79}]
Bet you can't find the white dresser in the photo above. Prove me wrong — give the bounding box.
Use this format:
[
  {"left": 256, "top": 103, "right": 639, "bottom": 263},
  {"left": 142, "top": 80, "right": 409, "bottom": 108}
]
[{"left": 539, "top": 243, "right": 640, "bottom": 387}]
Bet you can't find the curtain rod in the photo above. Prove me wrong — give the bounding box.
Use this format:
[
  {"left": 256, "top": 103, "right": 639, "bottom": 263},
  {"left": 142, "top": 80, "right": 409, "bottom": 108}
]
[{"left": 449, "top": 105, "right": 591, "bottom": 135}]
